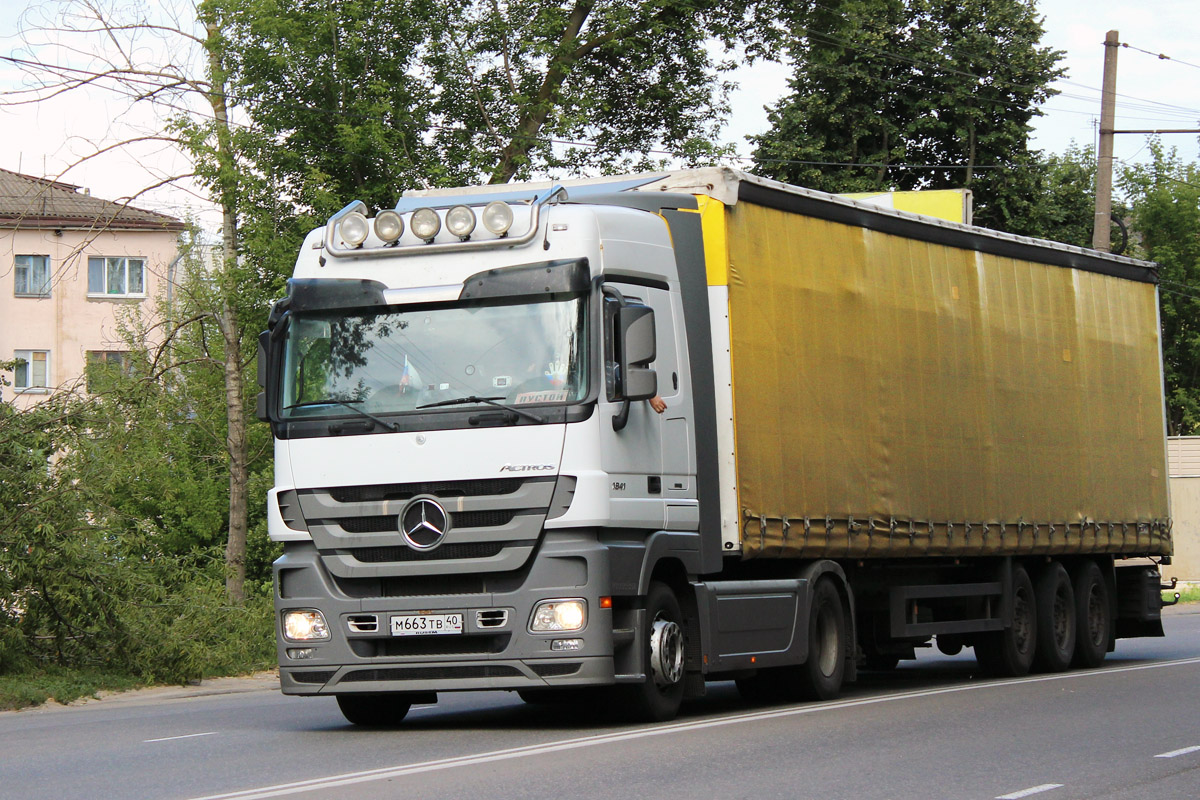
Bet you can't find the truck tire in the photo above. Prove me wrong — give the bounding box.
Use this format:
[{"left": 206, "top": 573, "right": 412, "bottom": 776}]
[
  {"left": 622, "top": 580, "right": 685, "bottom": 722},
  {"left": 1071, "top": 560, "right": 1110, "bottom": 668},
  {"left": 336, "top": 693, "right": 412, "bottom": 726},
  {"left": 797, "top": 578, "right": 846, "bottom": 700},
  {"left": 1032, "top": 562, "right": 1076, "bottom": 673},
  {"left": 975, "top": 565, "right": 1037, "bottom": 677}
]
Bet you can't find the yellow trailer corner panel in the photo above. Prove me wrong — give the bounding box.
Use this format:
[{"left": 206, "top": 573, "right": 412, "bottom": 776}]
[{"left": 722, "top": 200, "right": 1170, "bottom": 559}]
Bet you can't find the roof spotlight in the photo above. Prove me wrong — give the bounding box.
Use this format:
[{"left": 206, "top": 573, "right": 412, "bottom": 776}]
[
  {"left": 482, "top": 201, "right": 514, "bottom": 236},
  {"left": 410, "top": 207, "right": 441, "bottom": 241},
  {"left": 374, "top": 210, "right": 404, "bottom": 243},
  {"left": 338, "top": 211, "right": 370, "bottom": 247},
  {"left": 446, "top": 205, "right": 477, "bottom": 239}
]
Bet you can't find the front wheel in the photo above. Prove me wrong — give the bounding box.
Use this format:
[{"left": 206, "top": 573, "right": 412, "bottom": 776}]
[
  {"left": 336, "top": 693, "right": 413, "bottom": 727},
  {"left": 621, "top": 580, "right": 686, "bottom": 722}
]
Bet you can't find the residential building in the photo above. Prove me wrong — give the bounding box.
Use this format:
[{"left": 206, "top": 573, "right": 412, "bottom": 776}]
[{"left": 0, "top": 168, "right": 184, "bottom": 407}]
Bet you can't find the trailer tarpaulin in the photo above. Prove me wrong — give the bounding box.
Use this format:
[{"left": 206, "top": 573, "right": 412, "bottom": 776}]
[{"left": 720, "top": 199, "right": 1171, "bottom": 559}]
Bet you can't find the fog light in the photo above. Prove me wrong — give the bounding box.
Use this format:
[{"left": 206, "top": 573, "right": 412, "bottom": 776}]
[
  {"left": 445, "top": 205, "right": 476, "bottom": 238},
  {"left": 337, "top": 212, "right": 369, "bottom": 247},
  {"left": 287, "top": 647, "right": 316, "bottom": 660},
  {"left": 482, "top": 200, "right": 514, "bottom": 235},
  {"left": 283, "top": 609, "right": 330, "bottom": 641},
  {"left": 410, "top": 207, "right": 441, "bottom": 241},
  {"left": 374, "top": 210, "right": 404, "bottom": 242},
  {"left": 530, "top": 599, "right": 586, "bottom": 632},
  {"left": 551, "top": 638, "right": 583, "bottom": 651}
]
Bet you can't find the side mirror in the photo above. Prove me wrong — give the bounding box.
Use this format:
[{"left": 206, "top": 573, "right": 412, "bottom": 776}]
[{"left": 616, "top": 304, "right": 657, "bottom": 401}]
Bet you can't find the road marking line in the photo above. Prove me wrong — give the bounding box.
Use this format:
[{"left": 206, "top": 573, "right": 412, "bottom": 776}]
[
  {"left": 145, "top": 732, "right": 218, "bottom": 743},
  {"left": 187, "top": 655, "right": 1200, "bottom": 800},
  {"left": 1155, "top": 745, "right": 1200, "bottom": 759},
  {"left": 996, "top": 785, "right": 1063, "bottom": 799}
]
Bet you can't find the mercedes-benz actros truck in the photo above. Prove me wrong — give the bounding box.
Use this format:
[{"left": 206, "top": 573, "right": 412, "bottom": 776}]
[{"left": 257, "top": 168, "right": 1173, "bottom": 725}]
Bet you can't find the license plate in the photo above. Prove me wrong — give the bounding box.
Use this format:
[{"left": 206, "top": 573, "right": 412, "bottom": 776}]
[{"left": 390, "top": 613, "right": 463, "bottom": 637}]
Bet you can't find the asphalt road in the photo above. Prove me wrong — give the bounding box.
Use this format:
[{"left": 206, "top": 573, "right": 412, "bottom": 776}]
[{"left": 4, "top": 608, "right": 1200, "bottom": 800}]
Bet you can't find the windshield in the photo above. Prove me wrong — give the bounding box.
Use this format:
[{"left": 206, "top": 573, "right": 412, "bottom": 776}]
[{"left": 280, "top": 295, "right": 588, "bottom": 421}]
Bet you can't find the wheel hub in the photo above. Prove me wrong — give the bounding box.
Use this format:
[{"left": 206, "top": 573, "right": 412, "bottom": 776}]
[{"left": 649, "top": 617, "right": 684, "bottom": 687}]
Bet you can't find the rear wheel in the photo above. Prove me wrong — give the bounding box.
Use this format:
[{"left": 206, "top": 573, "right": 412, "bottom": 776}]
[
  {"left": 1033, "top": 562, "right": 1076, "bottom": 673},
  {"left": 336, "top": 693, "right": 413, "bottom": 726},
  {"left": 797, "top": 578, "right": 846, "bottom": 700},
  {"left": 621, "top": 580, "right": 686, "bottom": 722},
  {"left": 1071, "top": 560, "right": 1111, "bottom": 668},
  {"left": 975, "top": 565, "right": 1037, "bottom": 677}
]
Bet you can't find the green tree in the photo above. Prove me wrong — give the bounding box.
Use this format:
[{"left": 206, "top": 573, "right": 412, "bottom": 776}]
[
  {"left": 751, "top": 0, "right": 1064, "bottom": 232},
  {"left": 221, "top": 0, "right": 777, "bottom": 216},
  {"left": 1119, "top": 142, "right": 1200, "bottom": 435}
]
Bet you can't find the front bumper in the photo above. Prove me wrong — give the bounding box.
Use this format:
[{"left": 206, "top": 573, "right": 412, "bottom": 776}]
[{"left": 275, "top": 531, "right": 618, "bottom": 695}]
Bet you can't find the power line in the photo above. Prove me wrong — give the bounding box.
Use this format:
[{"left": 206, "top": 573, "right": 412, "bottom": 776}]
[{"left": 1121, "top": 42, "right": 1200, "bottom": 72}]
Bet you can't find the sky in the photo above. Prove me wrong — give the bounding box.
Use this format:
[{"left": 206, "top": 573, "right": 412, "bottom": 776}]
[{"left": 1, "top": 0, "right": 1197, "bottom": 231}]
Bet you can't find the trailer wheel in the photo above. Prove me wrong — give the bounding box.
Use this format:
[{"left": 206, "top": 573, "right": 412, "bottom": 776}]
[
  {"left": 622, "top": 580, "right": 685, "bottom": 722},
  {"left": 336, "top": 693, "right": 412, "bottom": 726},
  {"left": 1071, "top": 560, "right": 1110, "bottom": 668},
  {"left": 797, "top": 578, "right": 846, "bottom": 700},
  {"left": 975, "top": 565, "right": 1037, "bottom": 677},
  {"left": 1033, "top": 562, "right": 1076, "bottom": 673}
]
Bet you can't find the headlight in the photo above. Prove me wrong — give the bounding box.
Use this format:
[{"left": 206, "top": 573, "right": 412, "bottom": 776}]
[
  {"left": 374, "top": 210, "right": 404, "bottom": 243},
  {"left": 446, "top": 205, "right": 476, "bottom": 238},
  {"left": 482, "top": 201, "right": 514, "bottom": 235},
  {"left": 530, "top": 599, "right": 586, "bottom": 632},
  {"left": 337, "top": 212, "right": 370, "bottom": 247},
  {"left": 410, "top": 207, "right": 441, "bottom": 241},
  {"left": 283, "top": 609, "right": 330, "bottom": 641}
]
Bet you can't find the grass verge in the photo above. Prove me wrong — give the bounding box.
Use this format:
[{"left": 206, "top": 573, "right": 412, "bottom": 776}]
[
  {"left": 1166, "top": 585, "right": 1200, "bottom": 605},
  {"left": 0, "top": 668, "right": 145, "bottom": 712}
]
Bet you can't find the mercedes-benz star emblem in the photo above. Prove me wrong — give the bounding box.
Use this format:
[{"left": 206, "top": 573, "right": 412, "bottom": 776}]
[{"left": 399, "top": 496, "right": 450, "bottom": 551}]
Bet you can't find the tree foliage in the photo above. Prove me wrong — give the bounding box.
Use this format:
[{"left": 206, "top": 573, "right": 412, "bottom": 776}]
[
  {"left": 1120, "top": 142, "right": 1200, "bottom": 435},
  {"left": 0, "top": 246, "right": 277, "bottom": 679},
  {"left": 751, "top": 0, "right": 1063, "bottom": 232},
  {"left": 220, "top": 0, "right": 777, "bottom": 215}
]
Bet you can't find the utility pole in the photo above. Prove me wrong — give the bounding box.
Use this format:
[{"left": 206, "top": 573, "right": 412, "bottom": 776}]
[{"left": 1092, "top": 30, "right": 1119, "bottom": 252}]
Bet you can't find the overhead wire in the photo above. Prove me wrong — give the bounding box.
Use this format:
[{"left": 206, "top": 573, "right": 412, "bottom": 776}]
[{"left": 1121, "top": 42, "right": 1200, "bottom": 73}]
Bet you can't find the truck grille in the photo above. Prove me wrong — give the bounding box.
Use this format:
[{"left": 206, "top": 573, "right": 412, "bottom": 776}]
[
  {"left": 349, "top": 634, "right": 511, "bottom": 658},
  {"left": 354, "top": 543, "right": 505, "bottom": 563},
  {"left": 339, "top": 665, "right": 523, "bottom": 682},
  {"left": 338, "top": 510, "right": 517, "bottom": 534},
  {"left": 295, "top": 477, "right": 557, "bottom": 579},
  {"left": 330, "top": 479, "right": 522, "bottom": 503}
]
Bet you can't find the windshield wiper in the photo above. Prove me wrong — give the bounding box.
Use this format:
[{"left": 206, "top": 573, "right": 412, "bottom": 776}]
[
  {"left": 417, "top": 395, "right": 543, "bottom": 424},
  {"left": 284, "top": 398, "right": 400, "bottom": 432}
]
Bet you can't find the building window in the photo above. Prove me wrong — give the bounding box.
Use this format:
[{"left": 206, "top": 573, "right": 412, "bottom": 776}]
[
  {"left": 15, "top": 255, "right": 51, "bottom": 297},
  {"left": 87, "top": 256, "right": 146, "bottom": 297},
  {"left": 86, "top": 350, "right": 131, "bottom": 392},
  {"left": 13, "top": 350, "right": 50, "bottom": 391}
]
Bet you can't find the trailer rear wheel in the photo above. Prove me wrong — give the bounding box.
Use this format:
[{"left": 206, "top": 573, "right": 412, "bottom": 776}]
[
  {"left": 1033, "top": 562, "right": 1076, "bottom": 673},
  {"left": 975, "top": 565, "right": 1036, "bottom": 677},
  {"left": 621, "top": 580, "right": 685, "bottom": 722},
  {"left": 336, "top": 693, "right": 412, "bottom": 726},
  {"left": 797, "top": 578, "right": 846, "bottom": 700},
  {"left": 1071, "top": 560, "right": 1110, "bottom": 668}
]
